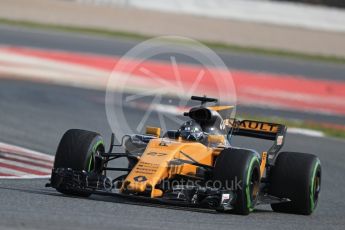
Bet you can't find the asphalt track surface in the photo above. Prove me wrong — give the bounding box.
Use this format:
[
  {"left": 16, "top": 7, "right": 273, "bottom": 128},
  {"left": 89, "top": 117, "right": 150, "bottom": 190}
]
[
  {"left": 1, "top": 25, "right": 345, "bottom": 125},
  {"left": 0, "top": 25, "right": 345, "bottom": 230},
  {"left": 0, "top": 79, "right": 345, "bottom": 230}
]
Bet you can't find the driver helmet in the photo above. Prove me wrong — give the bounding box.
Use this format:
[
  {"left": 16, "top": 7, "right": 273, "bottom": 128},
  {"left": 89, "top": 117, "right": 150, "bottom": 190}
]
[{"left": 178, "top": 120, "right": 204, "bottom": 141}]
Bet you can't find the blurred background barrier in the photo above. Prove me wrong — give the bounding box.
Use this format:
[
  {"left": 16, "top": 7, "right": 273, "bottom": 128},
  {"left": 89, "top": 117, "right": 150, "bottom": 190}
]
[
  {"left": 76, "top": 0, "right": 345, "bottom": 32},
  {"left": 1, "top": 0, "right": 344, "bottom": 57},
  {"left": 274, "top": 0, "right": 345, "bottom": 8}
]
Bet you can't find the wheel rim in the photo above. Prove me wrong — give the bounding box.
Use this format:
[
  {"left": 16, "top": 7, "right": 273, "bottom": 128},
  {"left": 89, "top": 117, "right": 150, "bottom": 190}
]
[
  {"left": 310, "top": 162, "right": 321, "bottom": 212},
  {"left": 246, "top": 158, "right": 260, "bottom": 211},
  {"left": 87, "top": 142, "right": 104, "bottom": 172},
  {"left": 313, "top": 171, "right": 321, "bottom": 205},
  {"left": 250, "top": 168, "right": 260, "bottom": 202}
]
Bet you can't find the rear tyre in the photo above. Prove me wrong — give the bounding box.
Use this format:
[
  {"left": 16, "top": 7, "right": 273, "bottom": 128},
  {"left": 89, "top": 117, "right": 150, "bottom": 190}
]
[
  {"left": 53, "top": 129, "right": 105, "bottom": 197},
  {"left": 269, "top": 152, "right": 321, "bottom": 215},
  {"left": 213, "top": 148, "right": 260, "bottom": 215}
]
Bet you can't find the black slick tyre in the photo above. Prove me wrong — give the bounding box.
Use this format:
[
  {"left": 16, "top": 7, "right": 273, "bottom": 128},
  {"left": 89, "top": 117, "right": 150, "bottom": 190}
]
[
  {"left": 53, "top": 129, "right": 105, "bottom": 197},
  {"left": 269, "top": 152, "right": 321, "bottom": 215},
  {"left": 213, "top": 148, "right": 261, "bottom": 215}
]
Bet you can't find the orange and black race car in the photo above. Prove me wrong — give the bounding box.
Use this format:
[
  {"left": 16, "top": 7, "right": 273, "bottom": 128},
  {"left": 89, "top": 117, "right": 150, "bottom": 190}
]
[{"left": 47, "top": 96, "right": 321, "bottom": 215}]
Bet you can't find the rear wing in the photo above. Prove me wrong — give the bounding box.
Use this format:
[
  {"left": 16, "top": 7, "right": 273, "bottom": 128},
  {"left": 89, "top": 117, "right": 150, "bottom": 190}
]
[
  {"left": 230, "top": 120, "right": 285, "bottom": 140},
  {"left": 227, "top": 119, "right": 287, "bottom": 165}
]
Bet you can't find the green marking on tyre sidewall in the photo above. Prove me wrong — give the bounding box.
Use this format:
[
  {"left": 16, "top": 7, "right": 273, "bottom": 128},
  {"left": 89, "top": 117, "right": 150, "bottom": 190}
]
[
  {"left": 87, "top": 140, "right": 104, "bottom": 172},
  {"left": 310, "top": 160, "right": 320, "bottom": 212},
  {"left": 246, "top": 157, "right": 259, "bottom": 211}
]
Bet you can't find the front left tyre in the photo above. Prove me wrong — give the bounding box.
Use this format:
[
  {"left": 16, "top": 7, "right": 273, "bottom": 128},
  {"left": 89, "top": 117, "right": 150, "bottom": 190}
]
[
  {"left": 213, "top": 148, "right": 261, "bottom": 215},
  {"left": 52, "top": 129, "right": 105, "bottom": 197}
]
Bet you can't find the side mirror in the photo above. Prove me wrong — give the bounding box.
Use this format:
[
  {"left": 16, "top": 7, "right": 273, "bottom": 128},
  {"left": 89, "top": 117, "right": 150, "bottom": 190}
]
[
  {"left": 146, "top": 126, "right": 161, "bottom": 137},
  {"left": 208, "top": 135, "right": 225, "bottom": 145}
]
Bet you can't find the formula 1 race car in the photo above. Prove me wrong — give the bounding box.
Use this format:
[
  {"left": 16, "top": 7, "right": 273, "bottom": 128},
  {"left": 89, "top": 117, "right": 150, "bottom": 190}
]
[{"left": 47, "top": 96, "right": 321, "bottom": 215}]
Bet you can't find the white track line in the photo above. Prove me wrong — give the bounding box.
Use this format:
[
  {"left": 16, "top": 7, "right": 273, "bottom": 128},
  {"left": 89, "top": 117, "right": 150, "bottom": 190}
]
[
  {"left": 0, "top": 175, "right": 52, "bottom": 179},
  {"left": 0, "top": 142, "right": 54, "bottom": 162},
  {"left": 0, "top": 142, "right": 54, "bottom": 179},
  {"left": 241, "top": 87, "right": 345, "bottom": 107},
  {"left": 0, "top": 153, "right": 53, "bottom": 167},
  {"left": 0, "top": 159, "right": 52, "bottom": 174},
  {"left": 0, "top": 167, "right": 27, "bottom": 177},
  {"left": 287, "top": 128, "right": 325, "bottom": 137}
]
